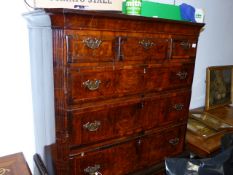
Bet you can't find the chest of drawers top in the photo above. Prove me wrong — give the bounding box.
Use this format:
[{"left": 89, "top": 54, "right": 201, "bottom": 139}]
[
  {"left": 46, "top": 9, "right": 204, "bottom": 33},
  {"left": 45, "top": 9, "right": 204, "bottom": 66}
]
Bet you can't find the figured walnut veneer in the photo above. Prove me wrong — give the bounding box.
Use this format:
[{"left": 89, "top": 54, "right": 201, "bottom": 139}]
[{"left": 27, "top": 9, "right": 204, "bottom": 175}]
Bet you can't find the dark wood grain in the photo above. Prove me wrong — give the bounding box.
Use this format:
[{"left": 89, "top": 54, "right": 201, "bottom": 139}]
[{"left": 69, "top": 124, "right": 185, "bottom": 175}]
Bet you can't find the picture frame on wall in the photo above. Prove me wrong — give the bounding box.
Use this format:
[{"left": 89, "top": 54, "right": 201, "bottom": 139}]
[{"left": 205, "top": 66, "right": 233, "bottom": 111}]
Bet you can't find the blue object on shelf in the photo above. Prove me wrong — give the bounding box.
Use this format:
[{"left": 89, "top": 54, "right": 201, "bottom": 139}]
[{"left": 179, "top": 3, "right": 196, "bottom": 22}]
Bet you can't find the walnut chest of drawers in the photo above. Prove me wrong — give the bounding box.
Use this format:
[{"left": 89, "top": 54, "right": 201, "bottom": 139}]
[{"left": 25, "top": 9, "right": 204, "bottom": 175}]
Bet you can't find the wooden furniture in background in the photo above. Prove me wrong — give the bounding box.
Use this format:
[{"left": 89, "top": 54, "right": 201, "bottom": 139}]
[
  {"left": 25, "top": 9, "right": 204, "bottom": 175},
  {"left": 0, "top": 153, "right": 31, "bottom": 175},
  {"left": 186, "top": 105, "right": 233, "bottom": 157}
]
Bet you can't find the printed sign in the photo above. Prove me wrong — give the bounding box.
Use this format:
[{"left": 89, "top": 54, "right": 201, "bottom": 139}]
[{"left": 34, "top": 0, "right": 123, "bottom": 11}]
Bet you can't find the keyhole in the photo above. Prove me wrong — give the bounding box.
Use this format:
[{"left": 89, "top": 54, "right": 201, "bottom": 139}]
[
  {"left": 144, "top": 68, "right": 147, "bottom": 74},
  {"left": 138, "top": 139, "right": 141, "bottom": 145}
]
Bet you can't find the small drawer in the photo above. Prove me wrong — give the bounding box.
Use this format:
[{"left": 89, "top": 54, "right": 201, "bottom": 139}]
[
  {"left": 69, "top": 101, "right": 145, "bottom": 146},
  {"left": 115, "top": 36, "right": 169, "bottom": 63},
  {"left": 158, "top": 91, "right": 191, "bottom": 125},
  {"left": 65, "top": 30, "right": 115, "bottom": 63},
  {"left": 143, "top": 90, "right": 191, "bottom": 127},
  {"left": 140, "top": 124, "right": 186, "bottom": 165},
  {"left": 69, "top": 125, "right": 185, "bottom": 175},
  {"left": 168, "top": 64, "right": 194, "bottom": 88},
  {"left": 171, "top": 37, "right": 198, "bottom": 59},
  {"left": 67, "top": 68, "right": 115, "bottom": 104},
  {"left": 145, "top": 64, "right": 194, "bottom": 92},
  {"left": 67, "top": 67, "right": 145, "bottom": 105}
]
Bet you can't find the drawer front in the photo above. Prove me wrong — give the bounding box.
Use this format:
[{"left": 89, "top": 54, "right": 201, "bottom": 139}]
[
  {"left": 160, "top": 91, "right": 190, "bottom": 124},
  {"left": 145, "top": 64, "right": 194, "bottom": 92},
  {"left": 67, "top": 68, "right": 115, "bottom": 104},
  {"left": 70, "top": 139, "right": 139, "bottom": 175},
  {"left": 67, "top": 67, "right": 144, "bottom": 104},
  {"left": 168, "top": 64, "right": 194, "bottom": 88},
  {"left": 65, "top": 30, "right": 170, "bottom": 64},
  {"left": 67, "top": 65, "right": 193, "bottom": 104},
  {"left": 143, "top": 91, "right": 191, "bottom": 128},
  {"left": 171, "top": 38, "right": 198, "bottom": 59},
  {"left": 69, "top": 91, "right": 189, "bottom": 146},
  {"left": 65, "top": 30, "right": 115, "bottom": 63},
  {"left": 69, "top": 125, "right": 185, "bottom": 175},
  {"left": 64, "top": 31, "right": 198, "bottom": 64},
  {"left": 69, "top": 101, "right": 144, "bottom": 146},
  {"left": 140, "top": 125, "right": 186, "bottom": 167},
  {"left": 116, "top": 36, "right": 169, "bottom": 63}
]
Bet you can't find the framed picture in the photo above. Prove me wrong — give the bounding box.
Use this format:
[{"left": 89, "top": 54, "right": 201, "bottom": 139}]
[
  {"left": 205, "top": 66, "right": 233, "bottom": 110},
  {"left": 189, "top": 112, "right": 233, "bottom": 131},
  {"left": 187, "top": 118, "right": 218, "bottom": 138}
]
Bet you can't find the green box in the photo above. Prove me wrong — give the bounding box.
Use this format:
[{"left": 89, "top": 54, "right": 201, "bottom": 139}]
[{"left": 122, "top": 1, "right": 181, "bottom": 21}]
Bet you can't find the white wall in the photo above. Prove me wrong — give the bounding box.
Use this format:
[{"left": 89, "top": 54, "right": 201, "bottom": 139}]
[
  {"left": 0, "top": 0, "right": 233, "bottom": 173},
  {"left": 176, "top": 0, "right": 233, "bottom": 108},
  {"left": 150, "top": 0, "right": 233, "bottom": 108},
  {"left": 0, "top": 0, "right": 35, "bottom": 170}
]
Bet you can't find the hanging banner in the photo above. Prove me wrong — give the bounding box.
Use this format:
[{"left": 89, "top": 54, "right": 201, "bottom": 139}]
[{"left": 34, "top": 0, "right": 123, "bottom": 11}]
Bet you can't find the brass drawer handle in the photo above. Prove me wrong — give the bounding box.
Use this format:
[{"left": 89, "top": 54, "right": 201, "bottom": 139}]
[
  {"left": 169, "top": 137, "right": 180, "bottom": 146},
  {"left": 0, "top": 168, "right": 10, "bottom": 175},
  {"left": 173, "top": 104, "right": 184, "bottom": 111},
  {"left": 139, "top": 39, "right": 154, "bottom": 49},
  {"left": 83, "top": 37, "right": 102, "bottom": 49},
  {"left": 83, "top": 80, "right": 101, "bottom": 91},
  {"left": 84, "top": 164, "right": 101, "bottom": 175},
  {"left": 180, "top": 41, "right": 190, "bottom": 50},
  {"left": 83, "top": 121, "right": 101, "bottom": 132},
  {"left": 176, "top": 71, "right": 188, "bottom": 80}
]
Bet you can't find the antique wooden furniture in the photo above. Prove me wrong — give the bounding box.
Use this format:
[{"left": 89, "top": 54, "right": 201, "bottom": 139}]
[
  {"left": 186, "top": 105, "right": 233, "bottom": 157},
  {"left": 0, "top": 153, "right": 31, "bottom": 175},
  {"left": 25, "top": 9, "right": 204, "bottom": 175}
]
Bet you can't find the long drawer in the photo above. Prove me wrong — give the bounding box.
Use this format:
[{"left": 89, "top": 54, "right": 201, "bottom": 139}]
[
  {"left": 69, "top": 90, "right": 190, "bottom": 146},
  {"left": 67, "top": 64, "right": 194, "bottom": 105},
  {"left": 69, "top": 124, "right": 186, "bottom": 175}
]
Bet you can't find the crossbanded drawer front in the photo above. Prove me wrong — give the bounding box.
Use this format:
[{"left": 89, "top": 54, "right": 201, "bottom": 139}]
[
  {"left": 168, "top": 64, "right": 194, "bottom": 87},
  {"left": 67, "top": 68, "right": 115, "bottom": 104},
  {"left": 69, "top": 91, "right": 189, "bottom": 146},
  {"left": 65, "top": 30, "right": 115, "bottom": 63},
  {"left": 115, "top": 36, "right": 169, "bottom": 63},
  {"left": 140, "top": 124, "right": 185, "bottom": 166},
  {"left": 67, "top": 65, "right": 193, "bottom": 105},
  {"left": 69, "top": 124, "right": 185, "bottom": 175},
  {"left": 143, "top": 90, "right": 191, "bottom": 127},
  {"left": 69, "top": 102, "right": 145, "bottom": 146},
  {"left": 171, "top": 37, "right": 198, "bottom": 59},
  {"left": 145, "top": 64, "right": 194, "bottom": 92},
  {"left": 67, "top": 67, "right": 144, "bottom": 105}
]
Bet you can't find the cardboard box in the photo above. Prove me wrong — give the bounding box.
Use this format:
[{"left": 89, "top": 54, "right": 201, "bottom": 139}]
[
  {"left": 123, "top": 1, "right": 181, "bottom": 21},
  {"left": 34, "top": 0, "right": 123, "bottom": 11}
]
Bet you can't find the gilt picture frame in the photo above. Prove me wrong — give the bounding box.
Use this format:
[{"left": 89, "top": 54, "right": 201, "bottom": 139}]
[
  {"left": 187, "top": 118, "right": 218, "bottom": 139},
  {"left": 205, "top": 66, "right": 233, "bottom": 111},
  {"left": 189, "top": 112, "right": 233, "bottom": 131}
]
